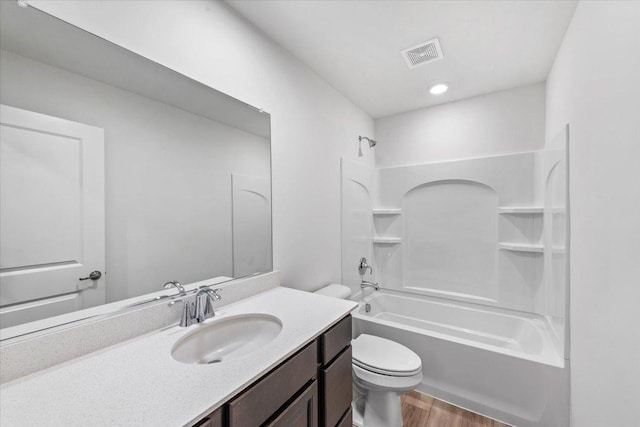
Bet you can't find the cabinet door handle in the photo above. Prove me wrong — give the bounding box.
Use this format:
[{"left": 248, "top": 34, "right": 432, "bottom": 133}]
[{"left": 79, "top": 271, "right": 102, "bottom": 281}]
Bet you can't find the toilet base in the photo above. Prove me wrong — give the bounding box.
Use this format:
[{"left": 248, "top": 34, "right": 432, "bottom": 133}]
[
  {"left": 352, "top": 390, "right": 404, "bottom": 427},
  {"left": 352, "top": 396, "right": 365, "bottom": 427}
]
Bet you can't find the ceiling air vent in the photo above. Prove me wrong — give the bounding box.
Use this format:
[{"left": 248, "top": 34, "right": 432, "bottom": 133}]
[{"left": 401, "top": 38, "right": 444, "bottom": 69}]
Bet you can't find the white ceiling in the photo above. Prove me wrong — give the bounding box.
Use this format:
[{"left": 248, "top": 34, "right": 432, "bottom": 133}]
[{"left": 226, "top": 0, "right": 577, "bottom": 118}]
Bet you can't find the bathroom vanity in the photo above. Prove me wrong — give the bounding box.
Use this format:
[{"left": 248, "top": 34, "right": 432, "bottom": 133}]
[
  {"left": 195, "top": 314, "right": 352, "bottom": 427},
  {"left": 0, "top": 285, "right": 357, "bottom": 427}
]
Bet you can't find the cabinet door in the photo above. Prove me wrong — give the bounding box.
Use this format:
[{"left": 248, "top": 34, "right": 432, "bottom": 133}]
[
  {"left": 321, "top": 346, "right": 352, "bottom": 427},
  {"left": 228, "top": 341, "right": 317, "bottom": 427},
  {"left": 266, "top": 380, "right": 318, "bottom": 427}
]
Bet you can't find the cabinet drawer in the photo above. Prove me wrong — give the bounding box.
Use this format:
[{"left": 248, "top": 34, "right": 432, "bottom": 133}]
[
  {"left": 228, "top": 341, "right": 318, "bottom": 427},
  {"left": 321, "top": 346, "right": 352, "bottom": 427},
  {"left": 319, "top": 315, "right": 351, "bottom": 364},
  {"left": 266, "top": 380, "right": 318, "bottom": 427},
  {"left": 336, "top": 407, "right": 352, "bottom": 427}
]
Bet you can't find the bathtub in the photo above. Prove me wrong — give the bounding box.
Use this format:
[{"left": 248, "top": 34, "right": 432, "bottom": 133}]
[{"left": 352, "top": 290, "right": 569, "bottom": 427}]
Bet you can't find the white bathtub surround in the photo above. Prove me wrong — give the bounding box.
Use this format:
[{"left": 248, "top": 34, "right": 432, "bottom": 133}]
[
  {"left": 0, "top": 286, "right": 357, "bottom": 426},
  {"left": 0, "top": 271, "right": 280, "bottom": 384},
  {"left": 342, "top": 147, "right": 567, "bottom": 318},
  {"left": 353, "top": 290, "right": 568, "bottom": 427}
]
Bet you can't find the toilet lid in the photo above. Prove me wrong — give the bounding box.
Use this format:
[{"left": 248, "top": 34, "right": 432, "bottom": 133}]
[{"left": 352, "top": 334, "right": 422, "bottom": 377}]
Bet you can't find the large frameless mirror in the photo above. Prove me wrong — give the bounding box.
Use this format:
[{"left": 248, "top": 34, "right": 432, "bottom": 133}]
[{"left": 0, "top": 1, "right": 272, "bottom": 339}]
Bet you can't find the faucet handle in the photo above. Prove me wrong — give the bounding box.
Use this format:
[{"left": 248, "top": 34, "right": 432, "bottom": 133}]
[
  {"left": 204, "top": 289, "right": 221, "bottom": 318},
  {"left": 207, "top": 289, "right": 222, "bottom": 301},
  {"left": 164, "top": 280, "right": 186, "bottom": 296},
  {"left": 358, "top": 257, "right": 373, "bottom": 276},
  {"left": 195, "top": 288, "right": 222, "bottom": 322}
]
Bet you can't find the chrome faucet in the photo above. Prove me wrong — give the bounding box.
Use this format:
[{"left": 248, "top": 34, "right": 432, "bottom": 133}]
[
  {"left": 360, "top": 280, "right": 380, "bottom": 291},
  {"left": 358, "top": 258, "right": 379, "bottom": 291},
  {"left": 178, "top": 287, "right": 222, "bottom": 327},
  {"left": 164, "top": 280, "right": 186, "bottom": 296}
]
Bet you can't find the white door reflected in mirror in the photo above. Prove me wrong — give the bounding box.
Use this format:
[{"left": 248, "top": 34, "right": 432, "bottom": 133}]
[{"left": 0, "top": 105, "right": 106, "bottom": 327}]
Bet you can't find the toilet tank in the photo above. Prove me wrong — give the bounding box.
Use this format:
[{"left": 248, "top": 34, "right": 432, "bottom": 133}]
[{"left": 314, "top": 284, "right": 351, "bottom": 299}]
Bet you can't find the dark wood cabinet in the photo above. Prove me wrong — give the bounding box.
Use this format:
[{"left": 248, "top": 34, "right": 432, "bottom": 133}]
[
  {"left": 321, "top": 346, "right": 352, "bottom": 427},
  {"left": 192, "top": 315, "right": 351, "bottom": 427},
  {"left": 319, "top": 315, "right": 353, "bottom": 427},
  {"left": 266, "top": 380, "right": 318, "bottom": 427},
  {"left": 335, "top": 407, "right": 353, "bottom": 427},
  {"left": 228, "top": 341, "right": 317, "bottom": 427},
  {"left": 319, "top": 315, "right": 352, "bottom": 365}
]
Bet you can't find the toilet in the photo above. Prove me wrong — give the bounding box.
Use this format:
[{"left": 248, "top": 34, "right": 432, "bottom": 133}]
[{"left": 314, "top": 284, "right": 423, "bottom": 427}]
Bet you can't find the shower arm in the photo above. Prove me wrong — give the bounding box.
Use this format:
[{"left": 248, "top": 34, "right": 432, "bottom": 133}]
[{"left": 358, "top": 135, "right": 377, "bottom": 157}]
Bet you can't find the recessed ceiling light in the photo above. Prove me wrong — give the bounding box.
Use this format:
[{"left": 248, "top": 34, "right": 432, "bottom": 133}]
[{"left": 429, "top": 84, "right": 448, "bottom": 95}]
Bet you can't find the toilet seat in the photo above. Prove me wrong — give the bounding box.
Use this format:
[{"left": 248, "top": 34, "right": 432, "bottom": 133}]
[
  {"left": 353, "top": 359, "right": 422, "bottom": 377},
  {"left": 352, "top": 334, "right": 422, "bottom": 377},
  {"left": 352, "top": 364, "right": 423, "bottom": 391}
]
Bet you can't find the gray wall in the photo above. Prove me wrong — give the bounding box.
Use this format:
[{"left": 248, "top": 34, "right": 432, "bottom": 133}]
[{"left": 375, "top": 83, "right": 546, "bottom": 167}]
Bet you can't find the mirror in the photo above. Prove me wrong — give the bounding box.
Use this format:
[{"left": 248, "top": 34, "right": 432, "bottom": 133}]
[{"left": 0, "top": 2, "right": 272, "bottom": 337}]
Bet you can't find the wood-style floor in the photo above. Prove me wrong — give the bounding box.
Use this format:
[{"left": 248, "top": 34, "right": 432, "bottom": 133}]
[{"left": 400, "top": 391, "right": 511, "bottom": 427}]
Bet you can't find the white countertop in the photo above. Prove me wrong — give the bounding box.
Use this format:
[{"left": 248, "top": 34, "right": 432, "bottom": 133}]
[{"left": 0, "top": 287, "right": 357, "bottom": 426}]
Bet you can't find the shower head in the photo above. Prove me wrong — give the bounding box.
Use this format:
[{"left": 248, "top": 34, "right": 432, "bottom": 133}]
[
  {"left": 359, "top": 135, "right": 377, "bottom": 148},
  {"left": 358, "top": 135, "right": 377, "bottom": 157}
]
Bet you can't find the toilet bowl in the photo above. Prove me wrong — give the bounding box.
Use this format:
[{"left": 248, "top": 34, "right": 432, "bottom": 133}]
[
  {"left": 314, "top": 284, "right": 423, "bottom": 427},
  {"left": 351, "top": 334, "right": 423, "bottom": 427}
]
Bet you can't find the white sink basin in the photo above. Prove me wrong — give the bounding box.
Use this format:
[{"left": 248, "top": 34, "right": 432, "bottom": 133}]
[{"left": 171, "top": 314, "right": 282, "bottom": 364}]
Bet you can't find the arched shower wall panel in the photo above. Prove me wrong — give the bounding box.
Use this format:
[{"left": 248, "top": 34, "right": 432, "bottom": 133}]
[
  {"left": 402, "top": 179, "right": 499, "bottom": 302},
  {"left": 375, "top": 151, "right": 546, "bottom": 314}
]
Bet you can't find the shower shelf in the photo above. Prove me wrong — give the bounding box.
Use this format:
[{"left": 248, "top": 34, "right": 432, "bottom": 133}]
[
  {"left": 498, "top": 243, "right": 544, "bottom": 253},
  {"left": 498, "top": 207, "right": 543, "bottom": 214},
  {"left": 498, "top": 243, "right": 566, "bottom": 254},
  {"left": 372, "top": 208, "right": 403, "bottom": 215},
  {"left": 372, "top": 237, "right": 402, "bottom": 244}
]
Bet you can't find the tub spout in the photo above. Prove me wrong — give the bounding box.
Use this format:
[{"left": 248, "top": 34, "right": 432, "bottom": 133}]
[{"left": 361, "top": 281, "right": 380, "bottom": 291}]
